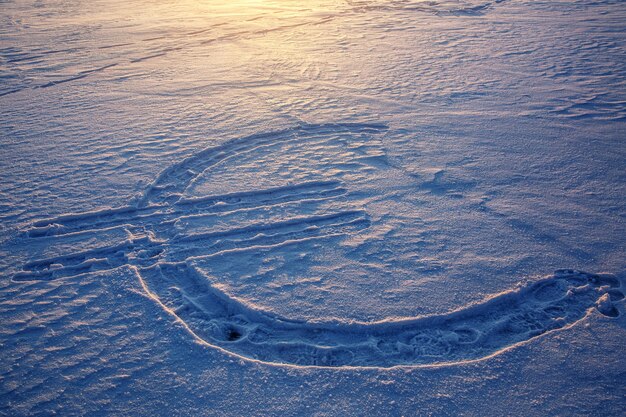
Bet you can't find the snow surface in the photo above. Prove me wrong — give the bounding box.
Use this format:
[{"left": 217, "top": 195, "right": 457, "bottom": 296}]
[{"left": 1, "top": 0, "right": 625, "bottom": 415}]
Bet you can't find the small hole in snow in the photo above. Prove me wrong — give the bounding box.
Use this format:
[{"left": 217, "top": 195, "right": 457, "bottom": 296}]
[{"left": 227, "top": 328, "right": 242, "bottom": 341}]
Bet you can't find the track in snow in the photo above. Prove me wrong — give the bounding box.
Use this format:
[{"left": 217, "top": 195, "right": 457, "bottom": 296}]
[
  {"left": 139, "top": 265, "right": 624, "bottom": 367},
  {"left": 12, "top": 122, "right": 624, "bottom": 367}
]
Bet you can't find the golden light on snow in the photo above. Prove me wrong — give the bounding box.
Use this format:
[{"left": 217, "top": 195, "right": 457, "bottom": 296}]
[{"left": 2, "top": 0, "right": 625, "bottom": 414}]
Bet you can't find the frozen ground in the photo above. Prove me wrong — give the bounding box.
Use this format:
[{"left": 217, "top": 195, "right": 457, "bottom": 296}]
[{"left": 1, "top": 0, "right": 625, "bottom": 415}]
